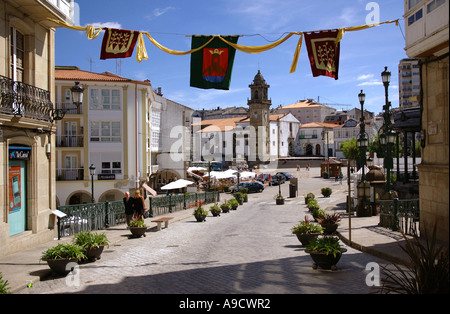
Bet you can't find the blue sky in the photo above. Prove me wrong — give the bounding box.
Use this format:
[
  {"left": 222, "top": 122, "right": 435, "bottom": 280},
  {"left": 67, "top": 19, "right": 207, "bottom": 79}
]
[{"left": 55, "top": 0, "right": 407, "bottom": 115}]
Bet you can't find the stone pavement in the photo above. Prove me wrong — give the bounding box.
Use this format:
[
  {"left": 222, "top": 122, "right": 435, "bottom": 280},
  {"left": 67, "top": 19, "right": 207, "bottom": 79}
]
[{"left": 0, "top": 168, "right": 413, "bottom": 294}]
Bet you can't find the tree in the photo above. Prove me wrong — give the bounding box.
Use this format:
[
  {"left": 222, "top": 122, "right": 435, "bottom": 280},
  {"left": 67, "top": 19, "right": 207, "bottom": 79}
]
[{"left": 340, "top": 138, "right": 359, "bottom": 160}]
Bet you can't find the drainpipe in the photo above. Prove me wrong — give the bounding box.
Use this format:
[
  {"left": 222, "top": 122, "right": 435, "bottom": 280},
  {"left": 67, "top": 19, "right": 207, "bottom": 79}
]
[{"left": 135, "top": 83, "right": 139, "bottom": 189}]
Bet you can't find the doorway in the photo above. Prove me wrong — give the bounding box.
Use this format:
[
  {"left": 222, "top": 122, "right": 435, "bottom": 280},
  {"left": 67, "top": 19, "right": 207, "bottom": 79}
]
[{"left": 8, "top": 160, "right": 27, "bottom": 236}]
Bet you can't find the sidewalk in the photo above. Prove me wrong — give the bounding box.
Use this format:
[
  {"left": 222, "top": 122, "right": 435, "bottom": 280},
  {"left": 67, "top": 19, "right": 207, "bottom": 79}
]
[
  {"left": 0, "top": 208, "right": 194, "bottom": 294},
  {"left": 1, "top": 191, "right": 413, "bottom": 294}
]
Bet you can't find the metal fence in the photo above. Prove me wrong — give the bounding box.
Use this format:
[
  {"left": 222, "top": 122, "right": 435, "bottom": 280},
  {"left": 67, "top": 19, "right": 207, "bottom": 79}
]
[
  {"left": 57, "top": 191, "right": 220, "bottom": 238},
  {"left": 379, "top": 198, "right": 420, "bottom": 235}
]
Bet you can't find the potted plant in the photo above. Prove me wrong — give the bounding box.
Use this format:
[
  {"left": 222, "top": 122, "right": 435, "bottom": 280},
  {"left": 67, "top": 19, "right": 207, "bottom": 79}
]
[
  {"left": 291, "top": 217, "right": 323, "bottom": 246},
  {"left": 73, "top": 231, "right": 109, "bottom": 262},
  {"left": 220, "top": 201, "right": 231, "bottom": 213},
  {"left": 305, "top": 236, "right": 347, "bottom": 270},
  {"left": 210, "top": 203, "right": 222, "bottom": 217},
  {"left": 274, "top": 194, "right": 285, "bottom": 205},
  {"left": 317, "top": 212, "right": 342, "bottom": 235},
  {"left": 240, "top": 188, "right": 249, "bottom": 202},
  {"left": 41, "top": 243, "right": 86, "bottom": 276},
  {"left": 193, "top": 204, "right": 209, "bottom": 222},
  {"left": 304, "top": 192, "right": 315, "bottom": 205},
  {"left": 312, "top": 208, "right": 326, "bottom": 221},
  {"left": 307, "top": 199, "right": 320, "bottom": 212},
  {"left": 321, "top": 187, "right": 332, "bottom": 198},
  {"left": 129, "top": 219, "right": 148, "bottom": 238},
  {"left": 228, "top": 198, "right": 239, "bottom": 210},
  {"left": 233, "top": 192, "right": 244, "bottom": 205}
]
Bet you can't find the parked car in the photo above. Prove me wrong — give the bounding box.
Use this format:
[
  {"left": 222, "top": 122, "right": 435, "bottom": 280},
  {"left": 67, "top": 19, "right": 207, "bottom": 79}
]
[
  {"left": 269, "top": 175, "right": 286, "bottom": 185},
  {"left": 276, "top": 172, "right": 294, "bottom": 180},
  {"left": 230, "top": 182, "right": 264, "bottom": 193},
  {"left": 256, "top": 174, "right": 270, "bottom": 183}
]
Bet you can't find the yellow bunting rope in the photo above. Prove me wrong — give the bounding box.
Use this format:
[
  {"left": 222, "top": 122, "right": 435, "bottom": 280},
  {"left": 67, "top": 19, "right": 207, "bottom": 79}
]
[{"left": 47, "top": 18, "right": 399, "bottom": 71}]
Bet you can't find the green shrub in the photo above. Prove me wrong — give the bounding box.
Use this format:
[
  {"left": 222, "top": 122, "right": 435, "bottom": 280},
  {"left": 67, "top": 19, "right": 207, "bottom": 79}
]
[
  {"left": 0, "top": 273, "right": 9, "bottom": 294},
  {"left": 73, "top": 231, "right": 109, "bottom": 249},
  {"left": 321, "top": 187, "right": 332, "bottom": 197},
  {"left": 41, "top": 243, "right": 86, "bottom": 261}
]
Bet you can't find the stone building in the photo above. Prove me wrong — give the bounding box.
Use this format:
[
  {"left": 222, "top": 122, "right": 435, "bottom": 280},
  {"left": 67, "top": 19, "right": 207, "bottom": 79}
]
[
  {"left": 0, "top": 0, "right": 74, "bottom": 257},
  {"left": 404, "top": 0, "right": 449, "bottom": 243}
]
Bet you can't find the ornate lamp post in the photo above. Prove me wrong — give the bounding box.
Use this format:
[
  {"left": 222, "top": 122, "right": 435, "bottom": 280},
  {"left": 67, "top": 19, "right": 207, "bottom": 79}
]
[
  {"left": 89, "top": 164, "right": 96, "bottom": 203},
  {"left": 71, "top": 82, "right": 84, "bottom": 108},
  {"left": 380, "top": 66, "right": 396, "bottom": 192},
  {"left": 357, "top": 90, "right": 368, "bottom": 182}
]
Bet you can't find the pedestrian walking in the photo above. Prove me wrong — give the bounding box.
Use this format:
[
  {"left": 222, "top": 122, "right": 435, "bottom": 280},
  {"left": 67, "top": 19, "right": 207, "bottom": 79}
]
[
  {"left": 123, "top": 192, "right": 135, "bottom": 226},
  {"left": 339, "top": 173, "right": 343, "bottom": 184},
  {"left": 134, "top": 190, "right": 147, "bottom": 221},
  {"left": 297, "top": 164, "right": 300, "bottom": 171}
]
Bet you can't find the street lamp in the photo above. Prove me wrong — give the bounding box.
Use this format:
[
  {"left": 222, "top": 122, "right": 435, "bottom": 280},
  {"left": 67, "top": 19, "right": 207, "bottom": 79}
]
[
  {"left": 357, "top": 90, "right": 368, "bottom": 182},
  {"left": 380, "top": 66, "right": 395, "bottom": 193},
  {"left": 52, "top": 81, "right": 84, "bottom": 121},
  {"left": 71, "top": 82, "right": 84, "bottom": 108},
  {"left": 89, "top": 164, "right": 96, "bottom": 203}
]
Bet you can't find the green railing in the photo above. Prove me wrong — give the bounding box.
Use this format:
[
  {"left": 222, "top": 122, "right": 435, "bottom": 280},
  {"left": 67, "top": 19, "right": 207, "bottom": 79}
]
[
  {"left": 379, "top": 198, "right": 420, "bottom": 235},
  {"left": 57, "top": 191, "right": 220, "bottom": 238}
]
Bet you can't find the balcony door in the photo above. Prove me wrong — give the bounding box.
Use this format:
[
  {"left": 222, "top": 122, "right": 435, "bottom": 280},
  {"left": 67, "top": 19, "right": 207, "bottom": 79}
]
[
  {"left": 64, "top": 121, "right": 78, "bottom": 147},
  {"left": 64, "top": 155, "right": 78, "bottom": 180}
]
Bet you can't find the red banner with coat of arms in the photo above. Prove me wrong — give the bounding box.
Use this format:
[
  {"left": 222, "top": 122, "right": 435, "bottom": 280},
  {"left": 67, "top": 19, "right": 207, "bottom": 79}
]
[
  {"left": 304, "top": 30, "right": 341, "bottom": 80},
  {"left": 100, "top": 28, "right": 139, "bottom": 60}
]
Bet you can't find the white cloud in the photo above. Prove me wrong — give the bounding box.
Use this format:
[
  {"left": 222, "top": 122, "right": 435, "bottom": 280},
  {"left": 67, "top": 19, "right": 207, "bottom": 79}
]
[
  {"left": 89, "top": 22, "right": 122, "bottom": 29},
  {"left": 357, "top": 80, "right": 382, "bottom": 86},
  {"left": 153, "top": 6, "right": 176, "bottom": 17},
  {"left": 357, "top": 74, "right": 374, "bottom": 80}
]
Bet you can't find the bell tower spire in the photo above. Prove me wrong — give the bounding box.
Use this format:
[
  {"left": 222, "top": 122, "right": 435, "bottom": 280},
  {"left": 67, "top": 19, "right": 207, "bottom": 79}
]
[{"left": 247, "top": 70, "right": 271, "bottom": 160}]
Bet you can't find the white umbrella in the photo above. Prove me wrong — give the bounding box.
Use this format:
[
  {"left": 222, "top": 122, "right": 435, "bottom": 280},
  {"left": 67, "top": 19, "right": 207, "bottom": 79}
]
[
  {"left": 161, "top": 179, "right": 195, "bottom": 190},
  {"left": 208, "top": 171, "right": 236, "bottom": 179},
  {"left": 238, "top": 171, "right": 258, "bottom": 179}
]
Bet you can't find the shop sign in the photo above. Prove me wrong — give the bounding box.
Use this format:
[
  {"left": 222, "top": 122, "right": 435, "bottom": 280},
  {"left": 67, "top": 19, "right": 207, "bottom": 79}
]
[{"left": 9, "top": 147, "right": 31, "bottom": 160}]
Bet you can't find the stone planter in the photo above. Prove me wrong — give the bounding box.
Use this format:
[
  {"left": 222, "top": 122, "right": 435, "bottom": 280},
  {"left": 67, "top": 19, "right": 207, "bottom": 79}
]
[
  {"left": 295, "top": 233, "right": 321, "bottom": 247},
  {"left": 305, "top": 248, "right": 347, "bottom": 271},
  {"left": 276, "top": 198, "right": 284, "bottom": 205},
  {"left": 46, "top": 258, "right": 78, "bottom": 276},
  {"left": 195, "top": 214, "right": 207, "bottom": 222},
  {"left": 130, "top": 227, "right": 147, "bottom": 238},
  {"left": 85, "top": 245, "right": 105, "bottom": 262},
  {"left": 320, "top": 223, "right": 339, "bottom": 235}
]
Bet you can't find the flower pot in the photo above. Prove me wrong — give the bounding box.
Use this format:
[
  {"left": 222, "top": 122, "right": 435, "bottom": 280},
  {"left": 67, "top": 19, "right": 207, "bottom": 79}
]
[
  {"left": 195, "top": 215, "right": 207, "bottom": 222},
  {"left": 211, "top": 210, "right": 221, "bottom": 217},
  {"left": 221, "top": 206, "right": 230, "bottom": 213},
  {"left": 46, "top": 258, "right": 79, "bottom": 276},
  {"left": 295, "top": 233, "right": 321, "bottom": 247},
  {"left": 238, "top": 199, "right": 244, "bottom": 205},
  {"left": 85, "top": 245, "right": 105, "bottom": 262},
  {"left": 276, "top": 198, "right": 284, "bottom": 205},
  {"left": 320, "top": 223, "right": 339, "bottom": 235},
  {"left": 305, "top": 248, "right": 347, "bottom": 270},
  {"left": 231, "top": 205, "right": 238, "bottom": 210},
  {"left": 130, "top": 226, "right": 147, "bottom": 238}
]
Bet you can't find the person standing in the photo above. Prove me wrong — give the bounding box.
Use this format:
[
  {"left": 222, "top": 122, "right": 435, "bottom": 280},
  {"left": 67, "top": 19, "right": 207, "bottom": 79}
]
[
  {"left": 134, "top": 190, "right": 147, "bottom": 221},
  {"left": 123, "top": 192, "right": 135, "bottom": 226}
]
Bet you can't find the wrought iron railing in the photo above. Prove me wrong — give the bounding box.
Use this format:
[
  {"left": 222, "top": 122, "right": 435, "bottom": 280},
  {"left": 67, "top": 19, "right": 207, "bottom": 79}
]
[
  {"left": 56, "top": 135, "right": 84, "bottom": 147},
  {"left": 57, "top": 191, "right": 220, "bottom": 238},
  {"left": 56, "top": 168, "right": 85, "bottom": 181},
  {"left": 0, "top": 75, "right": 54, "bottom": 122},
  {"left": 379, "top": 198, "right": 420, "bottom": 235}
]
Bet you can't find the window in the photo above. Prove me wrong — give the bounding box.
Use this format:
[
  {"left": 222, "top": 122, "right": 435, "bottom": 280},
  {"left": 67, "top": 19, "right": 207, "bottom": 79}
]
[
  {"left": 90, "top": 121, "right": 121, "bottom": 142},
  {"left": 10, "top": 28, "right": 24, "bottom": 82},
  {"left": 90, "top": 88, "right": 121, "bottom": 110},
  {"left": 409, "top": 0, "right": 422, "bottom": 10},
  {"left": 101, "top": 161, "right": 122, "bottom": 174},
  {"left": 427, "top": 0, "right": 446, "bottom": 13},
  {"left": 408, "top": 9, "right": 423, "bottom": 26}
]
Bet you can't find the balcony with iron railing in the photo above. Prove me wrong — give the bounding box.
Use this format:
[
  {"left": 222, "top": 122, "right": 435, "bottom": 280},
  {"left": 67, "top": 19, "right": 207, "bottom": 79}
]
[
  {"left": 56, "top": 135, "right": 84, "bottom": 147},
  {"left": 55, "top": 102, "right": 83, "bottom": 115},
  {"left": 57, "top": 168, "right": 85, "bottom": 181},
  {"left": 0, "top": 75, "right": 53, "bottom": 123}
]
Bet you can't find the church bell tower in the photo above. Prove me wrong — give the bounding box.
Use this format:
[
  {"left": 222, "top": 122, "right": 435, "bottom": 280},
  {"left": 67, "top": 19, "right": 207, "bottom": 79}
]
[{"left": 247, "top": 70, "right": 271, "bottom": 160}]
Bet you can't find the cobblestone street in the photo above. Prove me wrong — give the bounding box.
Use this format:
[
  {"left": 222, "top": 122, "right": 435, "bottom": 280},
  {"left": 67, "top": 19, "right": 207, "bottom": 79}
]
[{"left": 17, "top": 170, "right": 388, "bottom": 295}]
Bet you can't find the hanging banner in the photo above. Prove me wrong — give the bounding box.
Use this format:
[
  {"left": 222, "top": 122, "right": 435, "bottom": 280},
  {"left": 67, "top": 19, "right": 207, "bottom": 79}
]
[
  {"left": 304, "top": 30, "right": 341, "bottom": 80},
  {"left": 190, "top": 36, "right": 239, "bottom": 90},
  {"left": 100, "top": 28, "right": 139, "bottom": 60}
]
